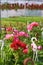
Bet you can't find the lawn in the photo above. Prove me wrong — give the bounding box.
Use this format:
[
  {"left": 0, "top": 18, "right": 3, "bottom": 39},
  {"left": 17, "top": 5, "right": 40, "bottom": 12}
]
[{"left": 1, "top": 16, "right": 43, "bottom": 25}]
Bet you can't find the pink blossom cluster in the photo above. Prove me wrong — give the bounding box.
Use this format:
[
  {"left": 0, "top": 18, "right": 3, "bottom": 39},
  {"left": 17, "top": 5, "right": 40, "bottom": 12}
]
[
  {"left": 27, "top": 22, "right": 39, "bottom": 32},
  {"left": 37, "top": 46, "right": 42, "bottom": 50},
  {"left": 5, "top": 34, "right": 13, "bottom": 39},
  {"left": 13, "top": 30, "right": 29, "bottom": 38}
]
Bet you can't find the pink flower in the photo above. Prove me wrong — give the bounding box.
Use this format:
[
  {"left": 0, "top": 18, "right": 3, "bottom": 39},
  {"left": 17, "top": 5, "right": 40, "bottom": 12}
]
[
  {"left": 5, "top": 34, "right": 13, "bottom": 39},
  {"left": 10, "top": 34, "right": 13, "bottom": 36},
  {"left": 27, "top": 24, "right": 33, "bottom": 31},
  {"left": 13, "top": 29, "right": 18, "bottom": 34},
  {"left": 19, "top": 31, "right": 25, "bottom": 36},
  {"left": 18, "top": 31, "right": 29, "bottom": 37},
  {"left": 31, "top": 22, "right": 39, "bottom": 27},
  {"left": 13, "top": 35, "right": 19, "bottom": 42},
  {"left": 37, "top": 46, "right": 42, "bottom": 50},
  {"left": 24, "top": 33, "right": 29, "bottom": 37},
  {"left": 27, "top": 22, "right": 39, "bottom": 32},
  {"left": 23, "top": 48, "right": 28, "bottom": 54}
]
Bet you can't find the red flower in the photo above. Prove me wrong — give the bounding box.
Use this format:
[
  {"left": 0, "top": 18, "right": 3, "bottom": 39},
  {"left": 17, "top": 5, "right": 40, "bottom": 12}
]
[
  {"left": 23, "top": 48, "right": 28, "bottom": 54},
  {"left": 13, "top": 35, "right": 19, "bottom": 43},
  {"left": 10, "top": 42, "right": 18, "bottom": 50},
  {"left": 19, "top": 41, "right": 27, "bottom": 49},
  {"left": 6, "top": 27, "right": 12, "bottom": 31},
  {"left": 10, "top": 43, "right": 15, "bottom": 48},
  {"left": 14, "top": 45, "right": 18, "bottom": 50},
  {"left": 10, "top": 36, "right": 27, "bottom": 52}
]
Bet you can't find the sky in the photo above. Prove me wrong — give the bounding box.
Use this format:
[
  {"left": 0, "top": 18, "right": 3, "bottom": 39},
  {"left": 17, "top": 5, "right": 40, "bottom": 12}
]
[{"left": 1, "top": 0, "right": 43, "bottom": 4}]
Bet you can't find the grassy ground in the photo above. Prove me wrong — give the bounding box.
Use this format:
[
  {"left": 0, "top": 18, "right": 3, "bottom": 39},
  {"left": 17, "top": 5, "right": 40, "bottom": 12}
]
[{"left": 1, "top": 16, "right": 43, "bottom": 25}]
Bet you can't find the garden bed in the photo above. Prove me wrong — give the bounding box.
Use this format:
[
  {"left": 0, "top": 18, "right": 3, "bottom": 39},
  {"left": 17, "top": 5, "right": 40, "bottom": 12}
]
[{"left": 0, "top": 16, "right": 43, "bottom": 65}]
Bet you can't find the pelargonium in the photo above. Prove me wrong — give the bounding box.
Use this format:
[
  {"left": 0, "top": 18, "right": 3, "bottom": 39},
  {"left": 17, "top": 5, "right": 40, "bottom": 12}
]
[
  {"left": 31, "top": 22, "right": 39, "bottom": 27},
  {"left": 13, "top": 30, "right": 29, "bottom": 38},
  {"left": 23, "top": 48, "right": 28, "bottom": 54},
  {"left": 18, "top": 31, "right": 25, "bottom": 36},
  {"left": 37, "top": 45, "right": 42, "bottom": 50},
  {"left": 5, "top": 34, "right": 13, "bottom": 39},
  {"left": 6, "top": 27, "right": 13, "bottom": 32},
  {"left": 13, "top": 29, "right": 18, "bottom": 34},
  {"left": 10, "top": 36, "right": 28, "bottom": 54},
  {"left": 27, "top": 22, "right": 39, "bottom": 32},
  {"left": 19, "top": 31, "right": 29, "bottom": 38}
]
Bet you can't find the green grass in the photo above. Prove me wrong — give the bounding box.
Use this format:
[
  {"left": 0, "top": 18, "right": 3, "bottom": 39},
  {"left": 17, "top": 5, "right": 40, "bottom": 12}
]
[
  {"left": 1, "top": 16, "right": 43, "bottom": 22},
  {"left": 1, "top": 16, "right": 43, "bottom": 27}
]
